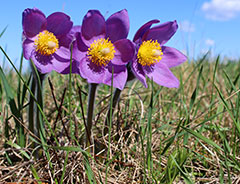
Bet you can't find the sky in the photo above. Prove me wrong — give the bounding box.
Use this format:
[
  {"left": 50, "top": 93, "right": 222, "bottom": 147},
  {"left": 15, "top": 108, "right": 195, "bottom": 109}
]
[{"left": 0, "top": 0, "right": 240, "bottom": 70}]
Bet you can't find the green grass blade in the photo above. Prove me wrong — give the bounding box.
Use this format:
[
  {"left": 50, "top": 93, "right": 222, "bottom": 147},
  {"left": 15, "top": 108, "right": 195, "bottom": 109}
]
[
  {"left": 84, "top": 154, "right": 97, "bottom": 184},
  {"left": 161, "top": 119, "right": 183, "bottom": 155},
  {"left": 50, "top": 145, "right": 96, "bottom": 183},
  {"left": 31, "top": 165, "right": 41, "bottom": 182},
  {"left": 223, "top": 69, "right": 238, "bottom": 93},
  {"left": 214, "top": 84, "right": 240, "bottom": 135},
  {"left": 60, "top": 151, "right": 69, "bottom": 184},
  {"left": 170, "top": 155, "right": 193, "bottom": 184},
  {"left": 189, "top": 65, "right": 203, "bottom": 112},
  {"left": 0, "top": 66, "right": 24, "bottom": 146},
  {"left": 105, "top": 66, "right": 114, "bottom": 184},
  {"left": 0, "top": 26, "right": 7, "bottom": 38},
  {"left": 182, "top": 127, "right": 223, "bottom": 151},
  {"left": 210, "top": 55, "right": 220, "bottom": 103},
  {"left": 17, "top": 51, "right": 24, "bottom": 109},
  {"left": 6, "top": 140, "right": 30, "bottom": 159}
]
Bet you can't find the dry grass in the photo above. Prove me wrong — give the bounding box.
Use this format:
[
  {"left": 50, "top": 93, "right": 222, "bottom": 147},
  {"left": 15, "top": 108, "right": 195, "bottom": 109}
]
[{"left": 1, "top": 59, "right": 240, "bottom": 183}]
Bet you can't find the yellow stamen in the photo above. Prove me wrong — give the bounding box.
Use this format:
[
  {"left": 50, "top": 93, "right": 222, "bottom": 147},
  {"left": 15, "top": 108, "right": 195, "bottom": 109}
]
[
  {"left": 34, "top": 30, "right": 59, "bottom": 56},
  {"left": 137, "top": 40, "right": 163, "bottom": 66},
  {"left": 87, "top": 38, "right": 115, "bottom": 66}
]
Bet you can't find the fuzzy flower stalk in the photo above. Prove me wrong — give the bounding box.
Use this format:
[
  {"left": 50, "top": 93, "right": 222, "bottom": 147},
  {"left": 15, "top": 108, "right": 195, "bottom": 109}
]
[
  {"left": 22, "top": 8, "right": 75, "bottom": 142},
  {"left": 105, "top": 20, "right": 187, "bottom": 126},
  {"left": 72, "top": 9, "right": 134, "bottom": 146}
]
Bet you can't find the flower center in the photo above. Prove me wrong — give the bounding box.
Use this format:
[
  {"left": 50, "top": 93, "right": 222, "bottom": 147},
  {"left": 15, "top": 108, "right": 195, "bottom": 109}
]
[
  {"left": 137, "top": 40, "right": 163, "bottom": 66},
  {"left": 34, "top": 30, "right": 59, "bottom": 56},
  {"left": 87, "top": 38, "right": 115, "bottom": 67}
]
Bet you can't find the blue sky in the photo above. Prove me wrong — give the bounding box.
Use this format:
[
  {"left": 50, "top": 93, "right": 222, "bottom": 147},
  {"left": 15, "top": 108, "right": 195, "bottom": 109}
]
[{"left": 1, "top": 0, "right": 240, "bottom": 70}]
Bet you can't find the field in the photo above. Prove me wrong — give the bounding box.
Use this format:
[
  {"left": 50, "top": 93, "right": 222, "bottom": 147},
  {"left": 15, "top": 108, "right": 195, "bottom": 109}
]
[{"left": 1, "top": 46, "right": 240, "bottom": 183}]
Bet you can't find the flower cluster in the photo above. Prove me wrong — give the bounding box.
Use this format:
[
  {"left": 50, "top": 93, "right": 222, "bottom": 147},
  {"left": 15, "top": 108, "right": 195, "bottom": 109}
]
[
  {"left": 22, "top": 8, "right": 187, "bottom": 89},
  {"left": 22, "top": 7, "right": 188, "bottom": 146}
]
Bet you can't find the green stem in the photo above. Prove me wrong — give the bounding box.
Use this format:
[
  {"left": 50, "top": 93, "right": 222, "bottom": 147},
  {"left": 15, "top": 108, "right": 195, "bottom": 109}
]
[
  {"left": 28, "top": 68, "right": 45, "bottom": 154},
  {"left": 104, "top": 88, "right": 122, "bottom": 135},
  {"left": 28, "top": 75, "right": 36, "bottom": 136},
  {"left": 36, "top": 74, "right": 44, "bottom": 139},
  {"left": 86, "top": 83, "right": 98, "bottom": 148},
  {"left": 68, "top": 44, "right": 73, "bottom": 140},
  {"left": 105, "top": 67, "right": 114, "bottom": 184}
]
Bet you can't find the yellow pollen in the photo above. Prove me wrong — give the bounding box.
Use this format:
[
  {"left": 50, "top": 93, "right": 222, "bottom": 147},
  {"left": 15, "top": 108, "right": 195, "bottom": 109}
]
[
  {"left": 101, "top": 47, "right": 111, "bottom": 56},
  {"left": 87, "top": 38, "right": 115, "bottom": 66},
  {"left": 137, "top": 40, "right": 163, "bottom": 66},
  {"left": 34, "top": 30, "right": 59, "bottom": 56}
]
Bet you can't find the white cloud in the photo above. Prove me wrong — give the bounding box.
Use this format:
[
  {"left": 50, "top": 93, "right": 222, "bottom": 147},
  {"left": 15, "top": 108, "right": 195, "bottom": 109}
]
[
  {"left": 202, "top": 0, "right": 240, "bottom": 21},
  {"left": 205, "top": 39, "right": 215, "bottom": 46},
  {"left": 179, "top": 20, "right": 195, "bottom": 32}
]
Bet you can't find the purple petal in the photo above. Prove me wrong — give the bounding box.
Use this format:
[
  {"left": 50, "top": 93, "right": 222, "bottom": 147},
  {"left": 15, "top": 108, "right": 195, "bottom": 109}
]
[
  {"left": 72, "top": 33, "right": 88, "bottom": 62},
  {"left": 68, "top": 25, "right": 81, "bottom": 36},
  {"left": 46, "top": 12, "right": 73, "bottom": 37},
  {"left": 106, "top": 9, "right": 129, "bottom": 42},
  {"left": 51, "top": 47, "right": 72, "bottom": 73},
  {"left": 131, "top": 60, "right": 147, "bottom": 87},
  {"left": 81, "top": 10, "right": 106, "bottom": 46},
  {"left": 76, "top": 33, "right": 88, "bottom": 52},
  {"left": 111, "top": 39, "right": 135, "bottom": 65},
  {"left": 58, "top": 34, "right": 73, "bottom": 48},
  {"left": 133, "top": 20, "right": 160, "bottom": 42},
  {"left": 60, "top": 59, "right": 80, "bottom": 74},
  {"left": 58, "top": 26, "right": 81, "bottom": 47},
  {"left": 142, "top": 20, "right": 178, "bottom": 45},
  {"left": 22, "top": 38, "right": 34, "bottom": 60},
  {"left": 22, "top": 8, "right": 46, "bottom": 38},
  {"left": 79, "top": 57, "right": 105, "bottom": 84},
  {"left": 104, "top": 63, "right": 127, "bottom": 90},
  {"left": 143, "top": 62, "right": 179, "bottom": 88},
  {"left": 52, "top": 58, "right": 71, "bottom": 73},
  {"left": 31, "top": 52, "right": 54, "bottom": 74},
  {"left": 54, "top": 46, "right": 71, "bottom": 61},
  {"left": 161, "top": 46, "right": 187, "bottom": 68},
  {"left": 53, "top": 46, "right": 80, "bottom": 74}
]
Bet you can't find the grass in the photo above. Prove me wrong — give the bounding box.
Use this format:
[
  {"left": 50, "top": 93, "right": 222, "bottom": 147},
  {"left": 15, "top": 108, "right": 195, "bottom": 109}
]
[{"left": 1, "top": 47, "right": 240, "bottom": 183}]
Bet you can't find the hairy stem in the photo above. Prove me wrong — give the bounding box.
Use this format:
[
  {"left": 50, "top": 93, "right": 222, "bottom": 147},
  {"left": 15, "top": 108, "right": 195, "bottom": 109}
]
[{"left": 86, "top": 83, "right": 98, "bottom": 148}]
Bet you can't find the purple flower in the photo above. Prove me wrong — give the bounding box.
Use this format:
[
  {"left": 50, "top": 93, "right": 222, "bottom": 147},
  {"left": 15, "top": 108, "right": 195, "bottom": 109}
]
[
  {"left": 22, "top": 8, "right": 76, "bottom": 74},
  {"left": 131, "top": 20, "right": 187, "bottom": 88},
  {"left": 72, "top": 9, "right": 135, "bottom": 90}
]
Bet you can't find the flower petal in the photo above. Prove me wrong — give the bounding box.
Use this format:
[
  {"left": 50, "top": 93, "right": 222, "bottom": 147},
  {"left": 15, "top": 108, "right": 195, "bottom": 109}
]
[
  {"left": 51, "top": 47, "right": 72, "bottom": 73},
  {"left": 58, "top": 26, "right": 81, "bottom": 48},
  {"left": 161, "top": 46, "right": 187, "bottom": 68},
  {"left": 46, "top": 12, "right": 73, "bottom": 37},
  {"left": 72, "top": 33, "right": 88, "bottom": 61},
  {"left": 81, "top": 10, "right": 106, "bottom": 46},
  {"left": 142, "top": 20, "right": 178, "bottom": 45},
  {"left": 79, "top": 57, "right": 105, "bottom": 84},
  {"left": 22, "top": 38, "right": 34, "bottom": 60},
  {"left": 131, "top": 60, "right": 147, "bottom": 87},
  {"left": 133, "top": 19, "right": 160, "bottom": 42},
  {"left": 53, "top": 46, "right": 81, "bottom": 74},
  {"left": 70, "top": 25, "right": 82, "bottom": 35},
  {"left": 22, "top": 8, "right": 46, "bottom": 38},
  {"left": 106, "top": 9, "right": 129, "bottom": 42},
  {"left": 52, "top": 59, "right": 70, "bottom": 73},
  {"left": 60, "top": 59, "right": 80, "bottom": 74},
  {"left": 31, "top": 52, "right": 54, "bottom": 74},
  {"left": 104, "top": 62, "right": 127, "bottom": 90},
  {"left": 143, "top": 62, "right": 179, "bottom": 88},
  {"left": 54, "top": 46, "right": 71, "bottom": 61},
  {"left": 111, "top": 39, "right": 135, "bottom": 65}
]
